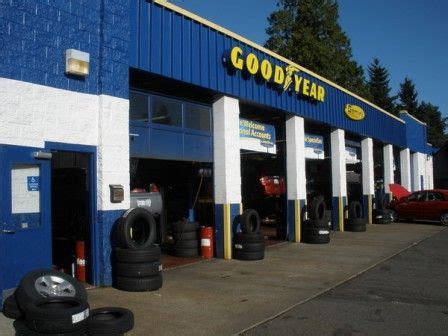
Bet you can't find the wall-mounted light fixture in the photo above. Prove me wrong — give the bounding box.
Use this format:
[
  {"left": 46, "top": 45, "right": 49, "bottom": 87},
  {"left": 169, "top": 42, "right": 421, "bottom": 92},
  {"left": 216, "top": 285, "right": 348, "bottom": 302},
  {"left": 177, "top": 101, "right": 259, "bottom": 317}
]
[
  {"left": 32, "top": 151, "right": 53, "bottom": 160},
  {"left": 65, "top": 49, "right": 90, "bottom": 76}
]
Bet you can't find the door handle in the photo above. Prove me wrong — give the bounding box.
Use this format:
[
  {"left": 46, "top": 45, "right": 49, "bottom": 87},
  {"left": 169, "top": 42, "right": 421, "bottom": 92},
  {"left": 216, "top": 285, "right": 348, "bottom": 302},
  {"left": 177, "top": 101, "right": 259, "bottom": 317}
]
[{"left": 1, "top": 229, "right": 15, "bottom": 234}]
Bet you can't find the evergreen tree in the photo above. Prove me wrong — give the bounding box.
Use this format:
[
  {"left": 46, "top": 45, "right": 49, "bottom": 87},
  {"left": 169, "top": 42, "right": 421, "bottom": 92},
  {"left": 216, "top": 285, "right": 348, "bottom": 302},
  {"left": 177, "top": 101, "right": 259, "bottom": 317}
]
[
  {"left": 417, "top": 102, "right": 448, "bottom": 147},
  {"left": 265, "top": 0, "right": 371, "bottom": 99},
  {"left": 397, "top": 77, "right": 418, "bottom": 116},
  {"left": 367, "top": 58, "right": 396, "bottom": 114}
]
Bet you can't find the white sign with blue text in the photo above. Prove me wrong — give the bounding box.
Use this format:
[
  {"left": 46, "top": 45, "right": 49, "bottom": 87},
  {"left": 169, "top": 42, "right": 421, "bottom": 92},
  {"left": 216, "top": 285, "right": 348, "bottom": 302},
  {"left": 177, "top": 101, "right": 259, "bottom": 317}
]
[
  {"left": 305, "top": 134, "right": 325, "bottom": 159},
  {"left": 27, "top": 176, "right": 40, "bottom": 191},
  {"left": 240, "top": 119, "right": 277, "bottom": 154}
]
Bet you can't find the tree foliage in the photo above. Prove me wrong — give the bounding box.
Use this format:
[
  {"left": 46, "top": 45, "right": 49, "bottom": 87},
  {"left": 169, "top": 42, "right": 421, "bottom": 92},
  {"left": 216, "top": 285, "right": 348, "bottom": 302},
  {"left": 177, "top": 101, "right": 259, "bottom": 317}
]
[
  {"left": 416, "top": 102, "right": 448, "bottom": 147},
  {"left": 265, "top": 0, "right": 371, "bottom": 98},
  {"left": 367, "top": 58, "right": 396, "bottom": 114},
  {"left": 397, "top": 77, "right": 418, "bottom": 116}
]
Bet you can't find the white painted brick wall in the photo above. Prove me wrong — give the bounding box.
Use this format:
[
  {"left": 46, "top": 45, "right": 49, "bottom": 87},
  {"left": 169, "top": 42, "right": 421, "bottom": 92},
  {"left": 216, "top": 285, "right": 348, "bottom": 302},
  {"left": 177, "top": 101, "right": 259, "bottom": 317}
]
[
  {"left": 331, "top": 129, "right": 347, "bottom": 197},
  {"left": 213, "top": 96, "right": 241, "bottom": 204},
  {"left": 400, "top": 148, "right": 411, "bottom": 191},
  {"left": 361, "top": 138, "right": 374, "bottom": 195},
  {"left": 0, "top": 77, "right": 130, "bottom": 211},
  {"left": 411, "top": 152, "right": 426, "bottom": 191},
  {"left": 286, "top": 116, "right": 306, "bottom": 200},
  {"left": 383, "top": 144, "right": 394, "bottom": 193},
  {"left": 426, "top": 155, "right": 434, "bottom": 189}
]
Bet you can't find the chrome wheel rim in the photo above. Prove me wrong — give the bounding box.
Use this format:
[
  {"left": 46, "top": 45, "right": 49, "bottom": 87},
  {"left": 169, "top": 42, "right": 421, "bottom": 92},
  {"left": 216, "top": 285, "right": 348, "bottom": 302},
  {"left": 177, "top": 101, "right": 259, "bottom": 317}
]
[
  {"left": 441, "top": 213, "right": 448, "bottom": 226},
  {"left": 34, "top": 275, "right": 76, "bottom": 297},
  {"left": 390, "top": 211, "right": 397, "bottom": 222}
]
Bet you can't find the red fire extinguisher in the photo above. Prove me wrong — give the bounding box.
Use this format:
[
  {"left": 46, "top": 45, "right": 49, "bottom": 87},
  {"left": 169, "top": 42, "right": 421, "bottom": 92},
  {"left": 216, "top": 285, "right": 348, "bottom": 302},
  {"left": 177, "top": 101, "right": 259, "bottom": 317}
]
[
  {"left": 200, "top": 227, "right": 214, "bottom": 259},
  {"left": 75, "top": 240, "right": 86, "bottom": 282}
]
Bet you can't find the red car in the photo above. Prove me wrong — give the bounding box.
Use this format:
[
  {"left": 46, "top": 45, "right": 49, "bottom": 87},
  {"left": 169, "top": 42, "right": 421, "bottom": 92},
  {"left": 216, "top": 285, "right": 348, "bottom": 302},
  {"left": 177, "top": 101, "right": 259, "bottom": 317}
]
[{"left": 389, "top": 189, "right": 448, "bottom": 225}]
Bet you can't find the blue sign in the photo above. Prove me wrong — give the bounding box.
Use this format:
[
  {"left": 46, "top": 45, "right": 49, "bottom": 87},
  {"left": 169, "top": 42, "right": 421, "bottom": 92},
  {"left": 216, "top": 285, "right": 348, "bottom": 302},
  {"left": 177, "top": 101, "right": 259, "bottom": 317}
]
[
  {"left": 305, "top": 134, "right": 324, "bottom": 150},
  {"left": 27, "top": 176, "right": 40, "bottom": 191},
  {"left": 240, "top": 118, "right": 277, "bottom": 154}
]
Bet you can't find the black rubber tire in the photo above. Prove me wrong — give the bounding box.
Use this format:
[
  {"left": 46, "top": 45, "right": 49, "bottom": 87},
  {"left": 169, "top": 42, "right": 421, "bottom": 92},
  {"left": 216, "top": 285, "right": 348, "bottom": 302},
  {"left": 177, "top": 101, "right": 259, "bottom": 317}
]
[
  {"left": 345, "top": 218, "right": 367, "bottom": 232},
  {"left": 116, "top": 208, "right": 156, "bottom": 249},
  {"left": 303, "top": 219, "right": 329, "bottom": 229},
  {"left": 240, "top": 209, "right": 261, "bottom": 234},
  {"left": 173, "top": 247, "right": 199, "bottom": 257},
  {"left": 233, "top": 232, "right": 265, "bottom": 244},
  {"left": 87, "top": 307, "right": 134, "bottom": 335},
  {"left": 174, "top": 240, "right": 199, "bottom": 249},
  {"left": 303, "top": 227, "right": 330, "bottom": 236},
  {"left": 376, "top": 194, "right": 385, "bottom": 210},
  {"left": 348, "top": 201, "right": 363, "bottom": 219},
  {"left": 113, "top": 261, "right": 162, "bottom": 278},
  {"left": 233, "top": 241, "right": 265, "bottom": 252},
  {"left": 172, "top": 219, "right": 199, "bottom": 233},
  {"left": 172, "top": 231, "right": 197, "bottom": 241},
  {"left": 303, "top": 234, "right": 330, "bottom": 244},
  {"left": 24, "top": 297, "right": 89, "bottom": 334},
  {"left": 14, "top": 319, "right": 86, "bottom": 336},
  {"left": 309, "top": 197, "right": 326, "bottom": 220},
  {"left": 373, "top": 209, "right": 394, "bottom": 224},
  {"left": 113, "top": 246, "right": 161, "bottom": 263},
  {"left": 233, "top": 249, "right": 264, "bottom": 261},
  {"left": 16, "top": 269, "right": 87, "bottom": 311},
  {"left": 2, "top": 293, "right": 22, "bottom": 319},
  {"left": 113, "top": 274, "right": 163, "bottom": 292}
]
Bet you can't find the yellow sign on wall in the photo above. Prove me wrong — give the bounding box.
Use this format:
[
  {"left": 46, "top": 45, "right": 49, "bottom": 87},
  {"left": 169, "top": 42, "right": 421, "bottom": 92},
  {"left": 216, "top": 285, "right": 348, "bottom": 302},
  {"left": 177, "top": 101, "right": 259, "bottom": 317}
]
[
  {"left": 225, "top": 46, "right": 325, "bottom": 103},
  {"left": 345, "top": 104, "right": 365, "bottom": 121}
]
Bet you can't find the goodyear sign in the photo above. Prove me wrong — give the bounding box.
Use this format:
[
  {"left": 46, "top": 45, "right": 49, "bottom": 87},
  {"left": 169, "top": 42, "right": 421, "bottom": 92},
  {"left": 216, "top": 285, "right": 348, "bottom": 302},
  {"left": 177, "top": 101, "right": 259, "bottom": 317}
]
[
  {"left": 304, "top": 133, "right": 325, "bottom": 159},
  {"left": 224, "top": 46, "right": 325, "bottom": 102},
  {"left": 240, "top": 119, "right": 276, "bottom": 154},
  {"left": 345, "top": 104, "right": 365, "bottom": 121}
]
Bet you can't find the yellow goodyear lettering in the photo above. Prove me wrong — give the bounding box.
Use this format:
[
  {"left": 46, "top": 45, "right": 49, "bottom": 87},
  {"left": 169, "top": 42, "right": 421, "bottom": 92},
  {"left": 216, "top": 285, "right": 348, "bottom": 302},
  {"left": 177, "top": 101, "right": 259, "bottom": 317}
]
[
  {"left": 260, "top": 59, "right": 273, "bottom": 81},
  {"left": 274, "top": 65, "right": 284, "bottom": 85},
  {"left": 302, "top": 79, "right": 310, "bottom": 96},
  {"left": 245, "top": 53, "right": 259, "bottom": 75},
  {"left": 318, "top": 86, "right": 325, "bottom": 102},
  {"left": 345, "top": 104, "right": 365, "bottom": 121},
  {"left": 230, "top": 46, "right": 244, "bottom": 70},
  {"left": 309, "top": 83, "right": 317, "bottom": 99}
]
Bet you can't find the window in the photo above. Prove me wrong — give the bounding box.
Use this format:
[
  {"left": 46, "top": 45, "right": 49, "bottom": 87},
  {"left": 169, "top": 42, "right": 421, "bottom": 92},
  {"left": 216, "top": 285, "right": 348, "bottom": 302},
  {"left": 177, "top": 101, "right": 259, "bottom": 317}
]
[
  {"left": 151, "top": 96, "right": 182, "bottom": 127},
  {"left": 129, "top": 92, "right": 149, "bottom": 122},
  {"left": 185, "top": 103, "right": 211, "bottom": 131},
  {"left": 427, "top": 192, "right": 443, "bottom": 201}
]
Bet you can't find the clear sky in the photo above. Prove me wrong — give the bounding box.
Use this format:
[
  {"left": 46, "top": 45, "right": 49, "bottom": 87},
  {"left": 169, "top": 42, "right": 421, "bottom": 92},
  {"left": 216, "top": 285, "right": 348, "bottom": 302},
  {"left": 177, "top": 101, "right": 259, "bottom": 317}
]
[{"left": 169, "top": 0, "right": 448, "bottom": 118}]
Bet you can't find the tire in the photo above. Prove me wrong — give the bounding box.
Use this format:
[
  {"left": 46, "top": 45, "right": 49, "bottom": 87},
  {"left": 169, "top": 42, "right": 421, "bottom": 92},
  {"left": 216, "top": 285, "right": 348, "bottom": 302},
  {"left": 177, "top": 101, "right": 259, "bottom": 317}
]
[
  {"left": 174, "top": 240, "right": 199, "bottom": 249},
  {"left": 372, "top": 209, "right": 393, "bottom": 224},
  {"left": 87, "top": 307, "right": 134, "bottom": 335},
  {"left": 116, "top": 208, "right": 156, "bottom": 249},
  {"left": 303, "top": 234, "right": 330, "bottom": 244},
  {"left": 348, "top": 201, "right": 363, "bottom": 219},
  {"left": 172, "top": 231, "right": 197, "bottom": 241},
  {"left": 240, "top": 209, "right": 261, "bottom": 234},
  {"left": 345, "top": 218, "right": 367, "bottom": 232},
  {"left": 113, "top": 274, "right": 163, "bottom": 292},
  {"left": 16, "top": 269, "right": 87, "bottom": 311},
  {"left": 440, "top": 212, "right": 448, "bottom": 226},
  {"left": 233, "top": 241, "right": 265, "bottom": 252},
  {"left": 24, "top": 297, "right": 89, "bottom": 334},
  {"left": 303, "top": 227, "right": 330, "bottom": 236},
  {"left": 113, "top": 261, "right": 162, "bottom": 278},
  {"left": 309, "top": 197, "right": 326, "bottom": 220},
  {"left": 173, "top": 247, "right": 199, "bottom": 258},
  {"left": 233, "top": 232, "right": 265, "bottom": 244},
  {"left": 2, "top": 293, "right": 22, "bottom": 320},
  {"left": 376, "top": 194, "right": 385, "bottom": 210},
  {"left": 303, "top": 219, "right": 329, "bottom": 229},
  {"left": 233, "top": 249, "right": 264, "bottom": 261},
  {"left": 14, "top": 319, "right": 86, "bottom": 336},
  {"left": 113, "top": 246, "right": 161, "bottom": 263},
  {"left": 172, "top": 219, "right": 199, "bottom": 233}
]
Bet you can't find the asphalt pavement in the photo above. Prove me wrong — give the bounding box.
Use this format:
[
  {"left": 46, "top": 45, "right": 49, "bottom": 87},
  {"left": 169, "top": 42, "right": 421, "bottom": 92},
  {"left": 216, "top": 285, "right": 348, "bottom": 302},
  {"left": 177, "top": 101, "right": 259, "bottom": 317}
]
[{"left": 242, "top": 224, "right": 448, "bottom": 336}]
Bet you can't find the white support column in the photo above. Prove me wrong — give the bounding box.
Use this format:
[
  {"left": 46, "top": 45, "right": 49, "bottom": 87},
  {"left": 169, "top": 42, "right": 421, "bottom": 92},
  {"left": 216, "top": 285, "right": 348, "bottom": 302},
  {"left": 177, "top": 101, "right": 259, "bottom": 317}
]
[
  {"left": 331, "top": 129, "right": 347, "bottom": 231},
  {"left": 383, "top": 144, "right": 394, "bottom": 199},
  {"left": 213, "top": 96, "right": 241, "bottom": 259},
  {"left": 400, "top": 148, "right": 411, "bottom": 191},
  {"left": 286, "top": 116, "right": 306, "bottom": 242},
  {"left": 412, "top": 152, "right": 426, "bottom": 191},
  {"left": 361, "top": 138, "right": 374, "bottom": 223},
  {"left": 426, "top": 155, "right": 434, "bottom": 189}
]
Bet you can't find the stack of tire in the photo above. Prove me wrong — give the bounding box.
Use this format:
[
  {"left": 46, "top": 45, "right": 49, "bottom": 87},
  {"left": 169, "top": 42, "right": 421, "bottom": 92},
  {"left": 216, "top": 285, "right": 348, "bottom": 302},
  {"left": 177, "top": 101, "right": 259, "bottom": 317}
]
[
  {"left": 112, "top": 207, "right": 163, "bottom": 292},
  {"left": 344, "top": 201, "right": 367, "bottom": 232},
  {"left": 233, "top": 209, "right": 265, "bottom": 261},
  {"left": 373, "top": 194, "right": 395, "bottom": 224},
  {"left": 2, "top": 269, "right": 134, "bottom": 335},
  {"left": 303, "top": 196, "right": 331, "bottom": 244},
  {"left": 172, "top": 219, "right": 200, "bottom": 258}
]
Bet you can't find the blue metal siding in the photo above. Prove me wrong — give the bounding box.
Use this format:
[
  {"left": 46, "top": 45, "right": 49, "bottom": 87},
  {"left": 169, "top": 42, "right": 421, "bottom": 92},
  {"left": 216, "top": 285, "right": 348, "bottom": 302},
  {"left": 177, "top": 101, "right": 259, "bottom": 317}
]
[
  {"left": 400, "top": 113, "right": 432, "bottom": 154},
  {"left": 130, "top": 1, "right": 410, "bottom": 148}
]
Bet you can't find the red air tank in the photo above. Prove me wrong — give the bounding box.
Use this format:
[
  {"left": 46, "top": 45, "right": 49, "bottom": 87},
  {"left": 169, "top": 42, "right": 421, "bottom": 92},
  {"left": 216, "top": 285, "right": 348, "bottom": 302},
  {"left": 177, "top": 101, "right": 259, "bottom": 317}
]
[
  {"left": 200, "top": 227, "right": 214, "bottom": 259},
  {"left": 75, "top": 240, "right": 86, "bottom": 282}
]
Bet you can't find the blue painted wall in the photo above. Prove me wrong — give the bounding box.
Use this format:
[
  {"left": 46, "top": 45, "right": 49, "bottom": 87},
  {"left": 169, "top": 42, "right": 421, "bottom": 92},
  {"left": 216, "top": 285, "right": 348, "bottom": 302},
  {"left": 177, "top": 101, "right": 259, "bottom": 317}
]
[
  {"left": 0, "top": 0, "right": 130, "bottom": 99},
  {"left": 130, "top": 0, "right": 411, "bottom": 149},
  {"left": 400, "top": 112, "right": 433, "bottom": 154}
]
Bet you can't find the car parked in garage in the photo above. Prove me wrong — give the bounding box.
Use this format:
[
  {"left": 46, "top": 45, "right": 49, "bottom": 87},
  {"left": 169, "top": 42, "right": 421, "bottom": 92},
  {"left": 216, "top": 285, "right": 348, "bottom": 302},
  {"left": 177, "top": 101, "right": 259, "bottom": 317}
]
[{"left": 389, "top": 190, "right": 448, "bottom": 225}]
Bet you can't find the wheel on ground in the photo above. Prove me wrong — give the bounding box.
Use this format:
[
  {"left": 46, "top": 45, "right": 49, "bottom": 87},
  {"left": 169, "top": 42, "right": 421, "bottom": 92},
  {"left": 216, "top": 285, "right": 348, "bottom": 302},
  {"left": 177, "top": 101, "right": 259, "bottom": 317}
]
[
  {"left": 115, "top": 208, "right": 156, "bottom": 249},
  {"left": 113, "top": 261, "right": 161, "bottom": 278},
  {"left": 372, "top": 209, "right": 393, "bottom": 224},
  {"left": 14, "top": 319, "right": 86, "bottom": 336},
  {"left": 303, "top": 234, "right": 330, "bottom": 244},
  {"left": 344, "top": 218, "right": 367, "bottom": 232},
  {"left": 113, "top": 274, "right": 163, "bottom": 292},
  {"left": 87, "top": 307, "right": 134, "bottom": 335},
  {"left": 233, "top": 249, "right": 264, "bottom": 261},
  {"left": 2, "top": 293, "right": 22, "bottom": 320},
  {"left": 233, "top": 241, "right": 265, "bottom": 252},
  {"left": 113, "top": 246, "right": 161, "bottom": 263},
  {"left": 440, "top": 212, "right": 448, "bottom": 226}
]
